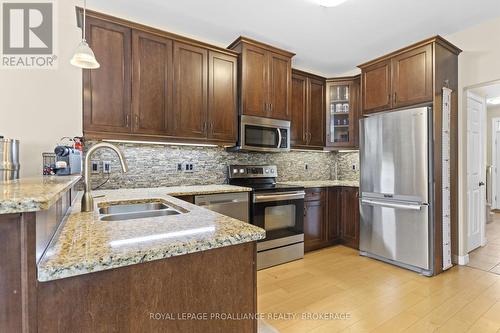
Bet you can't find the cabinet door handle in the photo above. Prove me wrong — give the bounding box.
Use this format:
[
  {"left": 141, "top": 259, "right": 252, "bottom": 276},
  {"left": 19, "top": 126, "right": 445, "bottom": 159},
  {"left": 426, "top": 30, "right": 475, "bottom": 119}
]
[
  {"left": 394, "top": 92, "right": 397, "bottom": 103},
  {"left": 388, "top": 93, "right": 391, "bottom": 104},
  {"left": 202, "top": 121, "right": 207, "bottom": 133},
  {"left": 125, "top": 114, "right": 130, "bottom": 127},
  {"left": 209, "top": 121, "right": 213, "bottom": 134},
  {"left": 135, "top": 115, "right": 139, "bottom": 127},
  {"left": 270, "top": 103, "right": 273, "bottom": 112}
]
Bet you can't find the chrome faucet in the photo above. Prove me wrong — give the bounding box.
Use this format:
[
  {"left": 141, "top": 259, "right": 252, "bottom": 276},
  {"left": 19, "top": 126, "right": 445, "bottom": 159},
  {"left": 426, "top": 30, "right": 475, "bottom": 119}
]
[{"left": 81, "top": 142, "right": 128, "bottom": 212}]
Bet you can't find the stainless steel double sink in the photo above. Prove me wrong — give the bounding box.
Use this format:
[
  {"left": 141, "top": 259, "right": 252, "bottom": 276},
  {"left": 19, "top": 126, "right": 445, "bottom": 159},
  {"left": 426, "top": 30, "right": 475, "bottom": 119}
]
[{"left": 98, "top": 201, "right": 182, "bottom": 221}]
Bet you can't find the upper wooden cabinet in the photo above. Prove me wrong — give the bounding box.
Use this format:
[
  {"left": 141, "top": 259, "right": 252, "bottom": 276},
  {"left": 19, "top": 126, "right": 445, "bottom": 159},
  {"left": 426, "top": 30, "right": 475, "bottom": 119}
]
[
  {"left": 83, "top": 17, "right": 132, "bottom": 134},
  {"left": 391, "top": 44, "right": 433, "bottom": 108},
  {"left": 82, "top": 10, "right": 238, "bottom": 145},
  {"left": 325, "top": 75, "right": 360, "bottom": 148},
  {"left": 290, "top": 69, "right": 325, "bottom": 149},
  {"left": 172, "top": 42, "right": 208, "bottom": 140},
  {"left": 229, "top": 37, "right": 294, "bottom": 121},
  {"left": 359, "top": 38, "right": 455, "bottom": 115},
  {"left": 361, "top": 60, "right": 391, "bottom": 114},
  {"left": 208, "top": 51, "right": 238, "bottom": 142},
  {"left": 131, "top": 31, "right": 172, "bottom": 135}
]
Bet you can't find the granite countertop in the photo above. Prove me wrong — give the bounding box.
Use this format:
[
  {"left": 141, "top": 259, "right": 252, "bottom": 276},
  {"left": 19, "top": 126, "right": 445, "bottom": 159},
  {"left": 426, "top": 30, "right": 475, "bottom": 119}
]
[
  {"left": 279, "top": 179, "right": 359, "bottom": 188},
  {"left": 161, "top": 184, "right": 252, "bottom": 196},
  {"left": 38, "top": 187, "right": 264, "bottom": 282},
  {"left": 0, "top": 175, "right": 82, "bottom": 214}
]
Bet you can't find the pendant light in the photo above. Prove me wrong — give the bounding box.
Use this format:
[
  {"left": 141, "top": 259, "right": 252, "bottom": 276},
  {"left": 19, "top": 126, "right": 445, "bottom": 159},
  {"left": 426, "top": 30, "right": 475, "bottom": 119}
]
[{"left": 70, "top": 0, "right": 100, "bottom": 69}]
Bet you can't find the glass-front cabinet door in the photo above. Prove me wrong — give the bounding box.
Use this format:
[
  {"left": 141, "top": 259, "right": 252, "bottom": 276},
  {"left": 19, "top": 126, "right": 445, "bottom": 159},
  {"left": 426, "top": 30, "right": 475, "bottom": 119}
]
[{"left": 326, "top": 76, "right": 359, "bottom": 148}]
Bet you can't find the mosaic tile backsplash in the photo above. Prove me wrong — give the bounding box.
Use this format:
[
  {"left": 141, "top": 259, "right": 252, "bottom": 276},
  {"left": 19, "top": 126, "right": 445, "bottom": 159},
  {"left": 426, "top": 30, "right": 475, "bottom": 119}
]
[
  {"left": 334, "top": 151, "right": 360, "bottom": 181},
  {"left": 84, "top": 142, "right": 360, "bottom": 190}
]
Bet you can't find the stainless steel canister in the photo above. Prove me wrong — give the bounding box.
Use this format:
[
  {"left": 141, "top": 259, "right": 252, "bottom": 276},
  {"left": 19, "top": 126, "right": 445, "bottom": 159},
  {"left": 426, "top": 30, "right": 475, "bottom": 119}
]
[{"left": 0, "top": 138, "right": 20, "bottom": 181}]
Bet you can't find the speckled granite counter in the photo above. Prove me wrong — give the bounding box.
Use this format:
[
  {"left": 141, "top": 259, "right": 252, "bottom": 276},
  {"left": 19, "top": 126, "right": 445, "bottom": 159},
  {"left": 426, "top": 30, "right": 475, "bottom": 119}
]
[
  {"left": 0, "top": 175, "right": 81, "bottom": 214},
  {"left": 38, "top": 187, "right": 264, "bottom": 282},
  {"left": 279, "top": 179, "right": 359, "bottom": 188},
  {"left": 161, "top": 184, "right": 252, "bottom": 196}
]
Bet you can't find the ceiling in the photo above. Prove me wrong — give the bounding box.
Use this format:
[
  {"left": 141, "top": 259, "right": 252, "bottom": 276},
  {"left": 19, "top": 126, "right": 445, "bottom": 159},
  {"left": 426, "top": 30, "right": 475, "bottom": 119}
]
[{"left": 89, "top": 0, "right": 500, "bottom": 77}]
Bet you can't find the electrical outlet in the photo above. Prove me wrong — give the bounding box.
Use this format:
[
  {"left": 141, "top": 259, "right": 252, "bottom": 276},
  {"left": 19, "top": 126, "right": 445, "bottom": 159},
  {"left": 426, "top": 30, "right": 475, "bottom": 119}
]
[
  {"left": 184, "top": 163, "right": 194, "bottom": 173},
  {"left": 103, "top": 161, "right": 111, "bottom": 174},
  {"left": 352, "top": 163, "right": 358, "bottom": 171},
  {"left": 305, "top": 163, "right": 309, "bottom": 171},
  {"left": 91, "top": 161, "right": 100, "bottom": 174},
  {"left": 177, "top": 163, "right": 183, "bottom": 172}
]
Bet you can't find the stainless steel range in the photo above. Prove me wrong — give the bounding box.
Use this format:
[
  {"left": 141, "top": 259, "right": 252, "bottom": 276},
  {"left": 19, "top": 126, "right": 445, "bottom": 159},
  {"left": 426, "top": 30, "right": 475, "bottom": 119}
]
[{"left": 228, "top": 165, "right": 305, "bottom": 269}]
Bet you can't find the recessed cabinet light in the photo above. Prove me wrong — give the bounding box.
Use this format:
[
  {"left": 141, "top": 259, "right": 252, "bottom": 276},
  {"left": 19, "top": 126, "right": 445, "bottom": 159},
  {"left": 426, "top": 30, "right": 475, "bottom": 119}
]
[{"left": 314, "top": 0, "right": 349, "bottom": 7}]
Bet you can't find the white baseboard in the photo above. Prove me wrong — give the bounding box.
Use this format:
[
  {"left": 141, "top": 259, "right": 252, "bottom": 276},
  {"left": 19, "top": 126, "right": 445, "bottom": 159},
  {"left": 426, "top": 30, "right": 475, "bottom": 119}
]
[{"left": 453, "top": 254, "right": 469, "bottom": 265}]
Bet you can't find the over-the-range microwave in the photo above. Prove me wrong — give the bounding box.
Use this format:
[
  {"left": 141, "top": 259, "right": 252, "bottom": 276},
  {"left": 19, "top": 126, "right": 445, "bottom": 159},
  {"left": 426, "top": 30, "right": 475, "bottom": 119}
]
[{"left": 229, "top": 115, "right": 290, "bottom": 153}]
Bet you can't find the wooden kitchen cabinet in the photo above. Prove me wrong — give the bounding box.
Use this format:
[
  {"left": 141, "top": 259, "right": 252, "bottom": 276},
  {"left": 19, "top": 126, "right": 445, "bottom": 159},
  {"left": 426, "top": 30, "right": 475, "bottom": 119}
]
[
  {"left": 391, "top": 44, "right": 433, "bottom": 108},
  {"left": 82, "top": 10, "right": 238, "bottom": 146},
  {"left": 131, "top": 30, "right": 172, "bottom": 135},
  {"left": 291, "top": 72, "right": 308, "bottom": 146},
  {"left": 83, "top": 16, "right": 132, "bottom": 134},
  {"left": 229, "top": 37, "right": 294, "bottom": 120},
  {"left": 207, "top": 51, "right": 238, "bottom": 142},
  {"left": 360, "top": 42, "right": 434, "bottom": 115},
  {"left": 340, "top": 187, "right": 360, "bottom": 249},
  {"left": 291, "top": 69, "right": 326, "bottom": 149},
  {"left": 304, "top": 186, "right": 359, "bottom": 252},
  {"left": 326, "top": 76, "right": 360, "bottom": 148},
  {"left": 327, "top": 187, "right": 341, "bottom": 242},
  {"left": 304, "top": 188, "right": 329, "bottom": 252},
  {"left": 360, "top": 60, "right": 392, "bottom": 114},
  {"left": 172, "top": 42, "right": 208, "bottom": 140}
]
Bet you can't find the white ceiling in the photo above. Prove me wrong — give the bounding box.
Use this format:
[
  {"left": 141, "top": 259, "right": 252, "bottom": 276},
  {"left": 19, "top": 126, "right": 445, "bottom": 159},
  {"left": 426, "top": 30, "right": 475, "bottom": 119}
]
[{"left": 89, "top": 0, "right": 500, "bottom": 77}]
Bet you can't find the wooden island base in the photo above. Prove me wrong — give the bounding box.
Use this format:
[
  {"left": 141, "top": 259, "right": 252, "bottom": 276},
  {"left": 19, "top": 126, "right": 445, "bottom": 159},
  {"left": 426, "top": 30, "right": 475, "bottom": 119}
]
[{"left": 37, "top": 242, "right": 257, "bottom": 333}]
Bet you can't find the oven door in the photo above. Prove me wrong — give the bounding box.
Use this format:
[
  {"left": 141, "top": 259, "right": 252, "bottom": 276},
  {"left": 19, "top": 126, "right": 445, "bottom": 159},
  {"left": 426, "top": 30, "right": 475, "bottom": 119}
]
[
  {"left": 252, "top": 191, "right": 305, "bottom": 249},
  {"left": 240, "top": 115, "right": 290, "bottom": 152}
]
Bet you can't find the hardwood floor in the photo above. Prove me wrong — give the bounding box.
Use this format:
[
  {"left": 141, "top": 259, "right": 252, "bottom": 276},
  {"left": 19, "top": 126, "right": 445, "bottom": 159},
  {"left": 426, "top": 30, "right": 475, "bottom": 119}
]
[
  {"left": 467, "top": 213, "right": 500, "bottom": 274},
  {"left": 257, "top": 246, "right": 500, "bottom": 332}
]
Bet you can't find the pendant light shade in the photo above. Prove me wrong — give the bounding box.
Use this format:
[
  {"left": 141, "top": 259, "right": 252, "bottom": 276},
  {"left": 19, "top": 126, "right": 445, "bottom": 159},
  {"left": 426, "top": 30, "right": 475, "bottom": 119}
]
[
  {"left": 71, "top": 0, "right": 100, "bottom": 69},
  {"left": 70, "top": 40, "right": 100, "bottom": 69}
]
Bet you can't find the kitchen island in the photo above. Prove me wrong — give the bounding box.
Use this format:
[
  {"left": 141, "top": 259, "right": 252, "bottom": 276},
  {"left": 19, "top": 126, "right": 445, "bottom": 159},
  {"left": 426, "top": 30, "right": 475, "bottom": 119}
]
[{"left": 0, "top": 176, "right": 264, "bottom": 333}]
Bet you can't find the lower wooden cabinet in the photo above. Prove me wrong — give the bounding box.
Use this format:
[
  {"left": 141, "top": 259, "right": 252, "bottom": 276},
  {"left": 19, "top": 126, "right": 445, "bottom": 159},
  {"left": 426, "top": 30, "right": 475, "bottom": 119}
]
[
  {"left": 339, "top": 187, "right": 360, "bottom": 249},
  {"left": 304, "top": 186, "right": 359, "bottom": 252},
  {"left": 304, "top": 188, "right": 329, "bottom": 252}
]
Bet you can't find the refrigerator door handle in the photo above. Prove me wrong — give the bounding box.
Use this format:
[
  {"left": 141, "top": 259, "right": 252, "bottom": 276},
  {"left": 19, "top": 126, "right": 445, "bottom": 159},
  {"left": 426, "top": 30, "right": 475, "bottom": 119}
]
[{"left": 360, "top": 198, "right": 423, "bottom": 211}]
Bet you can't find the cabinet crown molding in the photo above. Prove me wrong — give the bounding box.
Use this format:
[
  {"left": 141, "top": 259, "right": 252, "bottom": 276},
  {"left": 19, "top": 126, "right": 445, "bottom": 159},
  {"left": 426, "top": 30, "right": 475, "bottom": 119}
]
[
  {"left": 75, "top": 7, "right": 238, "bottom": 57},
  {"left": 228, "top": 36, "right": 295, "bottom": 58},
  {"left": 357, "top": 35, "right": 462, "bottom": 69}
]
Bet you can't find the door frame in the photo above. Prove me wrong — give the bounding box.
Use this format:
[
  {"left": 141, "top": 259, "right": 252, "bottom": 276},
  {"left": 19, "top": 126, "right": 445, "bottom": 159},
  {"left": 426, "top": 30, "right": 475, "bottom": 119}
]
[
  {"left": 492, "top": 117, "right": 500, "bottom": 209},
  {"left": 466, "top": 90, "right": 487, "bottom": 252}
]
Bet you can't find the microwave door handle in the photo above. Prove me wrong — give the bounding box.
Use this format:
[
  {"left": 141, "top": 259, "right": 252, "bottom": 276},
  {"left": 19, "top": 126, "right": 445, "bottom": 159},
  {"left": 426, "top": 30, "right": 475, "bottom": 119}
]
[{"left": 276, "top": 128, "right": 282, "bottom": 149}]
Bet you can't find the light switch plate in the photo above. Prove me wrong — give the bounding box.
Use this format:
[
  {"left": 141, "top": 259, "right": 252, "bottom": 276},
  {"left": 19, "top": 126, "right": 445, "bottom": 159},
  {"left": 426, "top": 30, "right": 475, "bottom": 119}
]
[
  {"left": 91, "top": 161, "right": 100, "bottom": 174},
  {"left": 103, "top": 161, "right": 111, "bottom": 174}
]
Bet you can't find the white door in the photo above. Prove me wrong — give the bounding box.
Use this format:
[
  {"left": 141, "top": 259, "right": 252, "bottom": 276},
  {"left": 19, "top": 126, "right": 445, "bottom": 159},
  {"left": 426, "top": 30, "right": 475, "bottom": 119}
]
[
  {"left": 492, "top": 118, "right": 500, "bottom": 209},
  {"left": 467, "top": 91, "right": 486, "bottom": 252}
]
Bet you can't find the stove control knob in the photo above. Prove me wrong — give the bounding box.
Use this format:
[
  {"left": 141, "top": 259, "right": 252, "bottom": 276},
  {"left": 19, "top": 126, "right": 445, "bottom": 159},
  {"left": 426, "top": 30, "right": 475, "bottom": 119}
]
[
  {"left": 265, "top": 169, "right": 269, "bottom": 173},
  {"left": 232, "top": 169, "right": 238, "bottom": 174},
  {"left": 270, "top": 169, "right": 275, "bottom": 173},
  {"left": 239, "top": 168, "right": 245, "bottom": 174}
]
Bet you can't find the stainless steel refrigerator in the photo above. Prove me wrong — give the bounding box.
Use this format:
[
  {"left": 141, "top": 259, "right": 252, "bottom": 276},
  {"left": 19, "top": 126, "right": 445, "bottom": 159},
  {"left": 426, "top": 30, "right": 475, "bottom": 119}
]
[{"left": 359, "top": 106, "right": 434, "bottom": 276}]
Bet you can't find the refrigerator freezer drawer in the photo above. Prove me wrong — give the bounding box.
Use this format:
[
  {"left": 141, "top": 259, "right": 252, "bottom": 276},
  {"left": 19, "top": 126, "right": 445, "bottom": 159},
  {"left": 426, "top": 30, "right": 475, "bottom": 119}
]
[{"left": 360, "top": 201, "right": 430, "bottom": 271}]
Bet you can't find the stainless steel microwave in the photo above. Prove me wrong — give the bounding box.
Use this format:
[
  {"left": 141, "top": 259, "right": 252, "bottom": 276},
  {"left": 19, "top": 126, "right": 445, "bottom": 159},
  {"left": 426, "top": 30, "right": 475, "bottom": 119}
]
[{"left": 233, "top": 115, "right": 290, "bottom": 152}]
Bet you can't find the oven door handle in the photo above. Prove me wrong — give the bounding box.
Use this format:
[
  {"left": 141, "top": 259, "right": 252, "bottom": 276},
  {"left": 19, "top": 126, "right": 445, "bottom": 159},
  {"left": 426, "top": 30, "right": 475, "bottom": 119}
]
[
  {"left": 254, "top": 191, "right": 305, "bottom": 203},
  {"left": 276, "top": 128, "right": 282, "bottom": 149}
]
